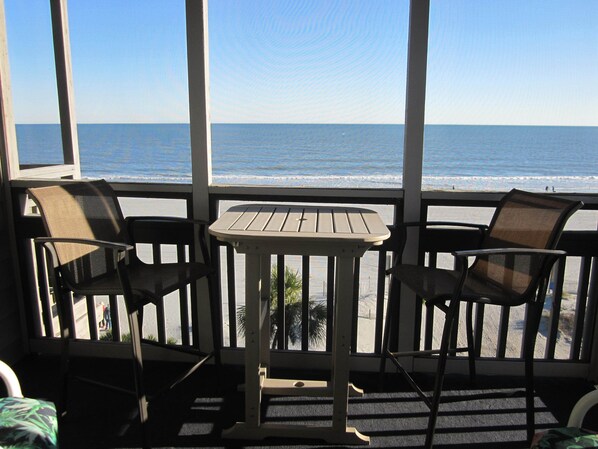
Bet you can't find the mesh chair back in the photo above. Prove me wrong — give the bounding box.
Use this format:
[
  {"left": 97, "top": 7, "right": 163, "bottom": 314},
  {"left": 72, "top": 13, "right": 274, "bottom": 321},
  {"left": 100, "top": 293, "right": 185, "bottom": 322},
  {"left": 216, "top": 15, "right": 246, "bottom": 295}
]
[
  {"left": 470, "top": 189, "right": 582, "bottom": 301},
  {"left": 28, "top": 180, "right": 130, "bottom": 288}
]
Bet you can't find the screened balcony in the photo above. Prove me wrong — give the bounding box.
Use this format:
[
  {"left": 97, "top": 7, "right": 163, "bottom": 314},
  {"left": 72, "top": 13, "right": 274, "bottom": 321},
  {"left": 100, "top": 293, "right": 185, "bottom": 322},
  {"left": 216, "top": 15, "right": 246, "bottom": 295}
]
[{"left": 0, "top": 0, "right": 596, "bottom": 448}]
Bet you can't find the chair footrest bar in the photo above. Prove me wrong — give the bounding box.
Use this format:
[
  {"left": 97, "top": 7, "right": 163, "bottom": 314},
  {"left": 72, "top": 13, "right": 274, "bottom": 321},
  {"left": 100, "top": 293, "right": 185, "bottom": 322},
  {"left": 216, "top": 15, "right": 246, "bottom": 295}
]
[
  {"left": 389, "top": 347, "right": 469, "bottom": 358},
  {"left": 76, "top": 352, "right": 213, "bottom": 401},
  {"left": 140, "top": 338, "right": 210, "bottom": 357},
  {"left": 153, "top": 352, "right": 214, "bottom": 397},
  {"left": 74, "top": 375, "right": 136, "bottom": 397},
  {"left": 385, "top": 352, "right": 432, "bottom": 408}
]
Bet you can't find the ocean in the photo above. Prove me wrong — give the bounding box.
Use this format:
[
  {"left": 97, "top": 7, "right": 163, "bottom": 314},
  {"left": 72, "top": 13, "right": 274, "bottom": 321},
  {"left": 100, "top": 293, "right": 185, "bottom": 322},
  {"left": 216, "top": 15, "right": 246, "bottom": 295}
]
[{"left": 15, "top": 123, "right": 598, "bottom": 192}]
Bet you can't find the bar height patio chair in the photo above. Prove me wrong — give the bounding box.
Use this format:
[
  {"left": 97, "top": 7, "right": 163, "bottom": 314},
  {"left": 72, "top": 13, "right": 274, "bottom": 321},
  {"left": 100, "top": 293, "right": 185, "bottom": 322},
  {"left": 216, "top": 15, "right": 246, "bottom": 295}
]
[
  {"left": 380, "top": 189, "right": 583, "bottom": 448},
  {"left": 28, "top": 179, "right": 220, "bottom": 449}
]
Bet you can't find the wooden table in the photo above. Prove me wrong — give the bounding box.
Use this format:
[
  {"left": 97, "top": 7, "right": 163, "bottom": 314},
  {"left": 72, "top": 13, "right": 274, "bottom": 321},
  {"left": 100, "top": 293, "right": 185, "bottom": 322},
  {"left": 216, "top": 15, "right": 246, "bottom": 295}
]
[{"left": 209, "top": 204, "right": 390, "bottom": 444}]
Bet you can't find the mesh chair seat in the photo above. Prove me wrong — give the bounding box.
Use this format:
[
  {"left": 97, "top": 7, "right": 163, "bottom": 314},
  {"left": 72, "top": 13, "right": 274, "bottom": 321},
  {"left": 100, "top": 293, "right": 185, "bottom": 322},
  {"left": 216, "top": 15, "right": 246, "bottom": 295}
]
[
  {"left": 74, "top": 260, "right": 212, "bottom": 306},
  {"left": 391, "top": 264, "right": 527, "bottom": 307}
]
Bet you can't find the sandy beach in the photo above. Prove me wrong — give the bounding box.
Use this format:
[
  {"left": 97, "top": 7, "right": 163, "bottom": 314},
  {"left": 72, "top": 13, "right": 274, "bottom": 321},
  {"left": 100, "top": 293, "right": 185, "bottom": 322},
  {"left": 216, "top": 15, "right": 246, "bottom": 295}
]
[{"left": 86, "top": 197, "right": 597, "bottom": 361}]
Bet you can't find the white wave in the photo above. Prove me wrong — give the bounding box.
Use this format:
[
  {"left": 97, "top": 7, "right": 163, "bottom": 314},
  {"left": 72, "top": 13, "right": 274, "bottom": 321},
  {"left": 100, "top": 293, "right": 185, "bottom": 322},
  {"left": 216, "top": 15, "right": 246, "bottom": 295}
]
[
  {"left": 85, "top": 172, "right": 598, "bottom": 192},
  {"left": 84, "top": 173, "right": 192, "bottom": 183}
]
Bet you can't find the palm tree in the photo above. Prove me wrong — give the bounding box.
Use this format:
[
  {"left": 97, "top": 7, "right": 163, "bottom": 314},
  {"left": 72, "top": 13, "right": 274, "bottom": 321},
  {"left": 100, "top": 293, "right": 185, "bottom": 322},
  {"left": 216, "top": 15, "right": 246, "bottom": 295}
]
[{"left": 238, "top": 265, "right": 327, "bottom": 349}]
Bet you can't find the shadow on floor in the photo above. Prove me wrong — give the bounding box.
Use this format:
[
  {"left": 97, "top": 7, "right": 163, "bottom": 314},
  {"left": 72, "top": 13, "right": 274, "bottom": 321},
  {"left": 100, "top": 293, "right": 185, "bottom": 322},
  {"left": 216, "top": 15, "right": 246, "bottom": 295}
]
[{"left": 11, "top": 354, "right": 596, "bottom": 449}]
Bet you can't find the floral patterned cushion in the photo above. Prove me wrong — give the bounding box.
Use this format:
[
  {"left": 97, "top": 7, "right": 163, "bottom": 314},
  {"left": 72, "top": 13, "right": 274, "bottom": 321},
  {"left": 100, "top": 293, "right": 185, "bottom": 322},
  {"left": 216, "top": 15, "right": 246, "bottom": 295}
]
[
  {"left": 532, "top": 427, "right": 598, "bottom": 448},
  {"left": 0, "top": 397, "right": 58, "bottom": 449}
]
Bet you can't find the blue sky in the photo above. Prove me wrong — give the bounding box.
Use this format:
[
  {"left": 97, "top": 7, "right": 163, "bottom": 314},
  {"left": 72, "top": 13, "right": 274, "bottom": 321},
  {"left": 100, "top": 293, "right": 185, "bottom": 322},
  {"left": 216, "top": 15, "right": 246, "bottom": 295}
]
[{"left": 5, "top": 0, "right": 598, "bottom": 125}]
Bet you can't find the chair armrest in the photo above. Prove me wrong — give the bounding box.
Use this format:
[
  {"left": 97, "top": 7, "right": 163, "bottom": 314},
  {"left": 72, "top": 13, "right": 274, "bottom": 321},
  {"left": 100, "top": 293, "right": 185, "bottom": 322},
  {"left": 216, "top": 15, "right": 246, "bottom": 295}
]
[
  {"left": 35, "top": 238, "right": 137, "bottom": 300},
  {"left": 34, "top": 237, "right": 134, "bottom": 271},
  {"left": 125, "top": 216, "right": 210, "bottom": 226},
  {"left": 452, "top": 248, "right": 567, "bottom": 274},
  {"left": 124, "top": 216, "right": 211, "bottom": 265},
  {"left": 453, "top": 248, "right": 566, "bottom": 259},
  {"left": 0, "top": 360, "right": 23, "bottom": 398},
  {"left": 451, "top": 248, "right": 566, "bottom": 300},
  {"left": 35, "top": 237, "right": 133, "bottom": 253},
  {"left": 389, "top": 221, "right": 489, "bottom": 269},
  {"left": 401, "top": 221, "right": 488, "bottom": 232}
]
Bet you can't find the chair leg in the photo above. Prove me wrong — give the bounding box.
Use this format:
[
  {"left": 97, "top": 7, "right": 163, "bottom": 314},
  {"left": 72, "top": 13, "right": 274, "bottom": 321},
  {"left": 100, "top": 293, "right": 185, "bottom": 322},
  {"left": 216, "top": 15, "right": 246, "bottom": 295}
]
[
  {"left": 57, "top": 290, "right": 74, "bottom": 417},
  {"left": 523, "top": 302, "right": 542, "bottom": 445},
  {"left": 465, "top": 302, "right": 476, "bottom": 383},
  {"left": 525, "top": 350, "right": 535, "bottom": 444},
  {"left": 207, "top": 273, "right": 222, "bottom": 367},
  {"left": 58, "top": 335, "right": 70, "bottom": 416},
  {"left": 127, "top": 307, "right": 151, "bottom": 449},
  {"left": 138, "top": 306, "right": 144, "bottom": 330},
  {"left": 378, "top": 278, "right": 399, "bottom": 391},
  {"left": 425, "top": 300, "right": 460, "bottom": 449}
]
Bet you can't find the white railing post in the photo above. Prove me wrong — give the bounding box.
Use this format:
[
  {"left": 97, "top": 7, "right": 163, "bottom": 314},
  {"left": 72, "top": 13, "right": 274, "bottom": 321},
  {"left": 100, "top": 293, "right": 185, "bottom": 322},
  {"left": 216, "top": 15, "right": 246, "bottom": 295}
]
[
  {"left": 398, "top": 0, "right": 430, "bottom": 357},
  {"left": 0, "top": 0, "right": 30, "bottom": 359},
  {"left": 588, "top": 221, "right": 598, "bottom": 382},
  {"left": 0, "top": 0, "right": 19, "bottom": 180},
  {"left": 186, "top": 0, "right": 215, "bottom": 353},
  {"left": 50, "top": 0, "right": 81, "bottom": 179}
]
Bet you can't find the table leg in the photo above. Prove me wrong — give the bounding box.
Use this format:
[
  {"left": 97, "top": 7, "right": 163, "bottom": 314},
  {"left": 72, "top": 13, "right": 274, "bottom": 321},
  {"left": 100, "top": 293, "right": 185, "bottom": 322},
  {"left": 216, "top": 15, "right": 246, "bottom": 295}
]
[
  {"left": 243, "top": 253, "right": 262, "bottom": 428},
  {"left": 224, "top": 253, "right": 274, "bottom": 438},
  {"left": 331, "top": 256, "right": 369, "bottom": 443},
  {"left": 259, "top": 254, "right": 271, "bottom": 373}
]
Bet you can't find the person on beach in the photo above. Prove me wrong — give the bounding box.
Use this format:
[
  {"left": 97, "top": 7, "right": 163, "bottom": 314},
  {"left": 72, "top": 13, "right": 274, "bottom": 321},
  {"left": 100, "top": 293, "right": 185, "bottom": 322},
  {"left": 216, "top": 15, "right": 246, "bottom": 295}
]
[
  {"left": 103, "top": 305, "right": 112, "bottom": 330},
  {"left": 98, "top": 302, "right": 106, "bottom": 330}
]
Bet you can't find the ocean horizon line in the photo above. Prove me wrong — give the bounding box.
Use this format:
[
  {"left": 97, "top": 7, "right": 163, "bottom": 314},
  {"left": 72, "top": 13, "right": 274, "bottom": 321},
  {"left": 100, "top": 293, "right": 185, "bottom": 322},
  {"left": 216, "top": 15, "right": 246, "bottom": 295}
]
[{"left": 15, "top": 122, "right": 598, "bottom": 128}]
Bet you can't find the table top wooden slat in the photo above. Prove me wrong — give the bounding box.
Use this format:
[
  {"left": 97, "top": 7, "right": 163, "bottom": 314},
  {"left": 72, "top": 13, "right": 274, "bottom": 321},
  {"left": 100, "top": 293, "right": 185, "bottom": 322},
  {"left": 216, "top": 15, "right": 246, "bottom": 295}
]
[
  {"left": 246, "top": 206, "right": 276, "bottom": 231},
  {"left": 228, "top": 205, "right": 260, "bottom": 231},
  {"left": 361, "top": 209, "right": 391, "bottom": 235},
  {"left": 264, "top": 207, "right": 289, "bottom": 232},
  {"left": 317, "top": 207, "right": 334, "bottom": 233},
  {"left": 332, "top": 209, "right": 352, "bottom": 234},
  {"left": 300, "top": 208, "right": 318, "bottom": 233},
  {"left": 347, "top": 209, "right": 369, "bottom": 234},
  {"left": 281, "top": 208, "right": 305, "bottom": 232}
]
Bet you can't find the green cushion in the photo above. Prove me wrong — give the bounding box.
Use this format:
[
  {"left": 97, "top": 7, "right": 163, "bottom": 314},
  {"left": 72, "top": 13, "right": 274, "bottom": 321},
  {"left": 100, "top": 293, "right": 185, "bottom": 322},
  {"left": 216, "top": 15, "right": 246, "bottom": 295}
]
[
  {"left": 0, "top": 397, "right": 58, "bottom": 449},
  {"left": 532, "top": 427, "right": 598, "bottom": 448}
]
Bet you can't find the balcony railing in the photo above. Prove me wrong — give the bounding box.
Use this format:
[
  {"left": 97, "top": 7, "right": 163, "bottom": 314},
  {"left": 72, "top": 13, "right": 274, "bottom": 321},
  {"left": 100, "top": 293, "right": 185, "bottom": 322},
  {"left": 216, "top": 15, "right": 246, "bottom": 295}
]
[{"left": 11, "top": 181, "right": 598, "bottom": 377}]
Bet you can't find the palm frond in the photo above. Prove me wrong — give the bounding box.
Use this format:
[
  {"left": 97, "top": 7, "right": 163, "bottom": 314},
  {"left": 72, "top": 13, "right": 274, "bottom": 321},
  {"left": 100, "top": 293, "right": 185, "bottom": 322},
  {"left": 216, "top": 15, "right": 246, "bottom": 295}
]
[{"left": 237, "top": 264, "right": 327, "bottom": 349}]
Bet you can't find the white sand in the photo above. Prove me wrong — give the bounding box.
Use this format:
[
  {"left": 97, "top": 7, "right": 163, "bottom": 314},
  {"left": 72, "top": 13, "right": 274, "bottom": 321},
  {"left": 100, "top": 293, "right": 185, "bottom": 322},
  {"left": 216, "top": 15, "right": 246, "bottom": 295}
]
[{"left": 87, "top": 197, "right": 596, "bottom": 361}]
